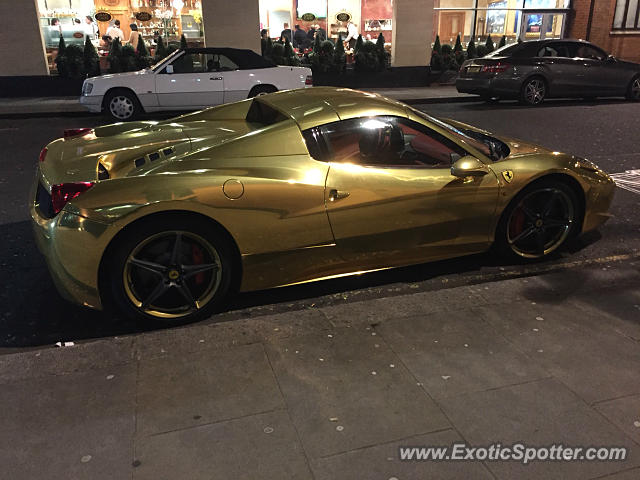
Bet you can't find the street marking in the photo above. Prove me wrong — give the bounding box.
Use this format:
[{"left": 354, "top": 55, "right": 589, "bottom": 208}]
[{"left": 611, "top": 170, "right": 640, "bottom": 194}]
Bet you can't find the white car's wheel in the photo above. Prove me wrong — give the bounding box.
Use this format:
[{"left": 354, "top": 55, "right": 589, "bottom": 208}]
[
  {"left": 105, "top": 90, "right": 140, "bottom": 121},
  {"left": 248, "top": 85, "right": 277, "bottom": 98}
]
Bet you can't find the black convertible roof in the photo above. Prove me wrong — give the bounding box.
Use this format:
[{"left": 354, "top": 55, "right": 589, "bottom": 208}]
[{"left": 181, "top": 48, "right": 276, "bottom": 70}]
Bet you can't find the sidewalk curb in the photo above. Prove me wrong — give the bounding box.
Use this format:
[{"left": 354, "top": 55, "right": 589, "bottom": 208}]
[{"left": 0, "top": 95, "right": 479, "bottom": 120}]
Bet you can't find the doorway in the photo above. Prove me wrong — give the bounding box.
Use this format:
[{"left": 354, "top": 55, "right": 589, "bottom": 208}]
[{"left": 440, "top": 11, "right": 466, "bottom": 44}]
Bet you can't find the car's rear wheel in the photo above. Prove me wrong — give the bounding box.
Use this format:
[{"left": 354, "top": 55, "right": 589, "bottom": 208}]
[
  {"left": 105, "top": 89, "right": 141, "bottom": 121},
  {"left": 248, "top": 85, "right": 277, "bottom": 98},
  {"left": 496, "top": 180, "right": 578, "bottom": 260},
  {"left": 520, "top": 77, "right": 546, "bottom": 106},
  {"left": 106, "top": 217, "right": 235, "bottom": 325},
  {"left": 626, "top": 76, "right": 640, "bottom": 101}
]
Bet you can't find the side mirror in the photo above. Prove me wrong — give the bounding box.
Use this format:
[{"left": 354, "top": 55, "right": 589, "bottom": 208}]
[
  {"left": 165, "top": 64, "right": 174, "bottom": 74},
  {"left": 451, "top": 155, "right": 489, "bottom": 177},
  {"left": 606, "top": 54, "right": 616, "bottom": 63}
]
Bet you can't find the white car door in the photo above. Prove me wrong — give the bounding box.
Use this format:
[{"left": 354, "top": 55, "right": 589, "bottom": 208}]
[{"left": 155, "top": 52, "right": 224, "bottom": 108}]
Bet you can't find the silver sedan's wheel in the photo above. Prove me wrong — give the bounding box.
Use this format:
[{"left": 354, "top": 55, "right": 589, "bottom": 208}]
[
  {"left": 521, "top": 78, "right": 546, "bottom": 106},
  {"left": 627, "top": 77, "right": 640, "bottom": 101},
  {"left": 106, "top": 91, "right": 139, "bottom": 121}
]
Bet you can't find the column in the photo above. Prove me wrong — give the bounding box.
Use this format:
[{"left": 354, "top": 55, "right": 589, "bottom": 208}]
[
  {"left": 392, "top": 0, "right": 434, "bottom": 67},
  {"left": 201, "top": 0, "right": 261, "bottom": 52},
  {"left": 0, "top": 0, "right": 49, "bottom": 75}
]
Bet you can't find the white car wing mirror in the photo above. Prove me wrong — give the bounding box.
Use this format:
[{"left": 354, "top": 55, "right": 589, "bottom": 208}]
[{"left": 165, "top": 64, "right": 174, "bottom": 74}]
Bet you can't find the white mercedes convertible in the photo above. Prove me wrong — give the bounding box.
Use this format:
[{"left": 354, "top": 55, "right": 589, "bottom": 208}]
[{"left": 80, "top": 47, "right": 313, "bottom": 121}]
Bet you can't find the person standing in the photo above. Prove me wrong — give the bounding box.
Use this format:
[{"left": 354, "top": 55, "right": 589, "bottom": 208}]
[
  {"left": 84, "top": 15, "right": 98, "bottom": 39},
  {"left": 344, "top": 21, "right": 358, "bottom": 49},
  {"left": 293, "top": 24, "right": 307, "bottom": 49},
  {"left": 280, "top": 23, "right": 292, "bottom": 43},
  {"left": 315, "top": 24, "right": 327, "bottom": 42},
  {"left": 106, "top": 19, "right": 124, "bottom": 42},
  {"left": 127, "top": 24, "right": 140, "bottom": 50}
]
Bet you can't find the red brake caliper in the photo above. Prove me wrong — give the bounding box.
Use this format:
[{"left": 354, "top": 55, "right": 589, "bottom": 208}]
[
  {"left": 509, "top": 207, "right": 526, "bottom": 241},
  {"left": 191, "top": 244, "right": 204, "bottom": 285}
]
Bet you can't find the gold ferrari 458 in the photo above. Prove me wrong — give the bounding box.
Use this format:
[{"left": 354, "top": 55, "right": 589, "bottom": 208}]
[{"left": 31, "top": 87, "right": 614, "bottom": 323}]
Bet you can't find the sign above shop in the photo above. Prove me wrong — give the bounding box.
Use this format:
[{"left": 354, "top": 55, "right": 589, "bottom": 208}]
[
  {"left": 301, "top": 13, "right": 316, "bottom": 22},
  {"left": 94, "top": 11, "right": 112, "bottom": 22},
  {"left": 135, "top": 11, "right": 152, "bottom": 22},
  {"left": 73, "top": 32, "right": 84, "bottom": 38},
  {"left": 336, "top": 12, "right": 351, "bottom": 23}
]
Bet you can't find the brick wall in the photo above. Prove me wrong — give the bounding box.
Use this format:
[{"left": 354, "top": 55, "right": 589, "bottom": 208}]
[{"left": 566, "top": 0, "right": 640, "bottom": 63}]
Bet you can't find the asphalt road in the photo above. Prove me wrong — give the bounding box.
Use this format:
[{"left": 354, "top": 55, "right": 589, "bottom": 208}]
[{"left": 1, "top": 98, "right": 638, "bottom": 352}]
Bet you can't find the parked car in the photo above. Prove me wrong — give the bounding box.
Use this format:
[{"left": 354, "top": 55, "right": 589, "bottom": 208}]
[
  {"left": 80, "top": 47, "right": 313, "bottom": 120},
  {"left": 32, "top": 87, "right": 614, "bottom": 324},
  {"left": 456, "top": 39, "right": 640, "bottom": 105}
]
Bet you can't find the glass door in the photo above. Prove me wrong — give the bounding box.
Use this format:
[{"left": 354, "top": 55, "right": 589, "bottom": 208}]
[{"left": 519, "top": 12, "right": 565, "bottom": 40}]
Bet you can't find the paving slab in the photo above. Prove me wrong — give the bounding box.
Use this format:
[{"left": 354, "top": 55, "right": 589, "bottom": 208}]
[
  {"left": 594, "top": 394, "right": 640, "bottom": 445},
  {"left": 0, "top": 364, "right": 136, "bottom": 480},
  {"left": 379, "top": 310, "right": 549, "bottom": 400},
  {"left": 311, "top": 428, "right": 494, "bottom": 480},
  {"left": 136, "top": 343, "right": 284, "bottom": 437},
  {"left": 133, "top": 410, "right": 312, "bottom": 480},
  {"left": 265, "top": 326, "right": 451, "bottom": 458},
  {"left": 475, "top": 302, "right": 640, "bottom": 404},
  {"left": 440, "top": 378, "right": 640, "bottom": 480}
]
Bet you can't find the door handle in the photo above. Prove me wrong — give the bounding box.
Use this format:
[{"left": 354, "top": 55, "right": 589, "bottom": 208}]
[
  {"left": 210, "top": 76, "right": 223, "bottom": 80},
  {"left": 328, "top": 189, "right": 350, "bottom": 201}
]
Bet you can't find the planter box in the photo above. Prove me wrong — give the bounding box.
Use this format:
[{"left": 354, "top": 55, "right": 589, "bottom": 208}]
[
  {"left": 0, "top": 76, "right": 85, "bottom": 98},
  {"left": 312, "top": 66, "right": 434, "bottom": 88}
]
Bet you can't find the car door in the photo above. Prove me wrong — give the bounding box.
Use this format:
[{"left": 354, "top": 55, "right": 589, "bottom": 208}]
[
  {"left": 155, "top": 52, "right": 224, "bottom": 108},
  {"left": 313, "top": 116, "right": 500, "bottom": 268},
  {"left": 575, "top": 44, "right": 627, "bottom": 96},
  {"left": 208, "top": 53, "right": 251, "bottom": 103},
  {"left": 534, "top": 42, "right": 581, "bottom": 97}
]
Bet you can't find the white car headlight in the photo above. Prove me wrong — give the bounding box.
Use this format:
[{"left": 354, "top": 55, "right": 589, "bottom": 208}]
[{"left": 83, "top": 82, "right": 94, "bottom": 95}]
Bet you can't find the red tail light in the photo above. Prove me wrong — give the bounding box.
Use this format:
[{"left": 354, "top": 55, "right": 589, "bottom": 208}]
[
  {"left": 305, "top": 75, "right": 313, "bottom": 85},
  {"left": 64, "top": 128, "right": 93, "bottom": 138},
  {"left": 39, "top": 147, "right": 48, "bottom": 163},
  {"left": 481, "top": 63, "right": 511, "bottom": 73},
  {"left": 51, "top": 182, "right": 95, "bottom": 214}
]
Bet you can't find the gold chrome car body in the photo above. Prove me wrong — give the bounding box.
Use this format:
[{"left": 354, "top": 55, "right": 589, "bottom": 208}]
[{"left": 30, "top": 87, "right": 615, "bottom": 311}]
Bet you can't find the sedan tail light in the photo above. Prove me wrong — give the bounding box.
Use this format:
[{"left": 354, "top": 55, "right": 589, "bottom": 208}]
[
  {"left": 64, "top": 128, "right": 93, "bottom": 139},
  {"left": 39, "top": 147, "right": 48, "bottom": 163},
  {"left": 51, "top": 182, "right": 95, "bottom": 215},
  {"left": 481, "top": 63, "right": 511, "bottom": 73},
  {"left": 305, "top": 75, "right": 313, "bottom": 85}
]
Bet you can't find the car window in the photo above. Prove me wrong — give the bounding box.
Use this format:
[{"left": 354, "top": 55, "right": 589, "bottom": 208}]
[
  {"left": 575, "top": 45, "right": 606, "bottom": 60},
  {"left": 537, "top": 44, "right": 570, "bottom": 58},
  {"left": 168, "top": 52, "right": 240, "bottom": 73},
  {"left": 318, "top": 116, "right": 467, "bottom": 168}
]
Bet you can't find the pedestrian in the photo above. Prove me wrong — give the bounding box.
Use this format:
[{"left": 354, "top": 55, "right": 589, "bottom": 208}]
[
  {"left": 293, "top": 24, "right": 307, "bottom": 49},
  {"left": 127, "top": 23, "right": 140, "bottom": 50},
  {"left": 344, "top": 20, "right": 358, "bottom": 49},
  {"left": 315, "top": 24, "right": 327, "bottom": 42},
  {"left": 280, "top": 22, "right": 292, "bottom": 43},
  {"left": 106, "top": 19, "right": 124, "bottom": 42},
  {"left": 84, "top": 15, "right": 98, "bottom": 40}
]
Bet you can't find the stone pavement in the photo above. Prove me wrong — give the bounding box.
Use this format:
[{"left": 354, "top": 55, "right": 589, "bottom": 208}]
[
  {"left": 1, "top": 259, "right": 639, "bottom": 479},
  {"left": 0, "top": 86, "right": 473, "bottom": 117}
]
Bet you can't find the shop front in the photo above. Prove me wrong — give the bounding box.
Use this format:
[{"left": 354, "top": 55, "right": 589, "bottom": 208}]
[
  {"left": 36, "top": 0, "right": 205, "bottom": 73},
  {"left": 433, "top": 0, "right": 570, "bottom": 46},
  {"left": 258, "top": 0, "right": 394, "bottom": 57}
]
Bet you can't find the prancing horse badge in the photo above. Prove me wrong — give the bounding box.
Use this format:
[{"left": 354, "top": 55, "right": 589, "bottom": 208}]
[{"left": 502, "top": 170, "right": 514, "bottom": 183}]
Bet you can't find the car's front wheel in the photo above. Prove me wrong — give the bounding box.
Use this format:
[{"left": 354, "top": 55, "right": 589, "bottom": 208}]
[
  {"left": 106, "top": 216, "right": 235, "bottom": 325},
  {"left": 104, "top": 89, "right": 141, "bottom": 121},
  {"left": 520, "top": 77, "right": 547, "bottom": 106},
  {"left": 495, "top": 180, "right": 578, "bottom": 260}
]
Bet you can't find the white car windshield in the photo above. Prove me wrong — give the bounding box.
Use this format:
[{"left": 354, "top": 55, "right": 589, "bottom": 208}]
[{"left": 150, "top": 50, "right": 182, "bottom": 72}]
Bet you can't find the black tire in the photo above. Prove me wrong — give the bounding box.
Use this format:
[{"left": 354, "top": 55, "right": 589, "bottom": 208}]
[
  {"left": 105, "top": 216, "right": 236, "bottom": 325},
  {"left": 626, "top": 75, "right": 640, "bottom": 101},
  {"left": 495, "top": 180, "right": 579, "bottom": 261},
  {"left": 104, "top": 89, "right": 141, "bottom": 121},
  {"left": 248, "top": 85, "right": 277, "bottom": 98},
  {"left": 519, "top": 77, "right": 547, "bottom": 106}
]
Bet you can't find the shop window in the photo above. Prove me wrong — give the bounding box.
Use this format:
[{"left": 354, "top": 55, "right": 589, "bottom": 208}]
[{"left": 613, "top": 0, "right": 640, "bottom": 30}]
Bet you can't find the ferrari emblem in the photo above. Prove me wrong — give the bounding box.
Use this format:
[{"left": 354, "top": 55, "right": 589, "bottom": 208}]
[{"left": 502, "top": 170, "right": 514, "bottom": 183}]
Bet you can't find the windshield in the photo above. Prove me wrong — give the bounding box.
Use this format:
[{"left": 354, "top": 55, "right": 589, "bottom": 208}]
[
  {"left": 411, "top": 108, "right": 509, "bottom": 161},
  {"left": 150, "top": 49, "right": 182, "bottom": 71}
]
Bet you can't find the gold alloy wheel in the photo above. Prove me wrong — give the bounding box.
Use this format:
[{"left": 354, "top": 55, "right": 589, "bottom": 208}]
[
  {"left": 123, "top": 231, "right": 222, "bottom": 319},
  {"left": 507, "top": 187, "right": 574, "bottom": 259}
]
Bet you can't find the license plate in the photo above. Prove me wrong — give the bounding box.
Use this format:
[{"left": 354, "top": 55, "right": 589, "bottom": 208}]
[{"left": 467, "top": 66, "right": 481, "bottom": 73}]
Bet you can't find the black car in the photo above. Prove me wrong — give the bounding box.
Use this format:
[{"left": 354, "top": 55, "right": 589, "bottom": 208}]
[{"left": 456, "top": 39, "right": 640, "bottom": 105}]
